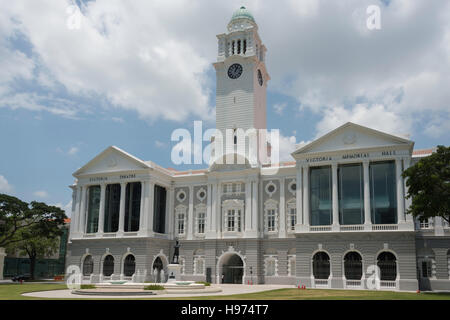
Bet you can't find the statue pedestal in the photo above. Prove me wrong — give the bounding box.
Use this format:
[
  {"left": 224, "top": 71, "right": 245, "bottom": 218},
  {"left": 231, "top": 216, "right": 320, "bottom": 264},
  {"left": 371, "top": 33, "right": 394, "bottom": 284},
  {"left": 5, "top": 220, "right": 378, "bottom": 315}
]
[{"left": 167, "top": 264, "right": 182, "bottom": 283}]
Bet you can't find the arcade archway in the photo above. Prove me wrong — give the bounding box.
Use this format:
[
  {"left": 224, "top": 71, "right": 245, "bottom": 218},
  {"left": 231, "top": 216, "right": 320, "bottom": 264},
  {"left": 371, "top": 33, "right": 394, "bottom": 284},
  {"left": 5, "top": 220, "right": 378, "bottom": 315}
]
[{"left": 218, "top": 253, "right": 245, "bottom": 284}]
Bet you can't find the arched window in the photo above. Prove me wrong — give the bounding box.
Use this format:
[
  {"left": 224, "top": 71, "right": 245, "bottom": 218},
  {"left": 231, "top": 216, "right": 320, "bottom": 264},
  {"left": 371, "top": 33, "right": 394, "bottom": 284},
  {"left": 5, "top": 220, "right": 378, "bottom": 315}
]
[
  {"left": 82, "top": 255, "right": 94, "bottom": 276},
  {"left": 103, "top": 255, "right": 114, "bottom": 276},
  {"left": 344, "top": 252, "right": 363, "bottom": 280},
  {"left": 313, "top": 252, "right": 330, "bottom": 280},
  {"left": 123, "top": 255, "right": 136, "bottom": 277},
  {"left": 377, "top": 252, "right": 397, "bottom": 281}
]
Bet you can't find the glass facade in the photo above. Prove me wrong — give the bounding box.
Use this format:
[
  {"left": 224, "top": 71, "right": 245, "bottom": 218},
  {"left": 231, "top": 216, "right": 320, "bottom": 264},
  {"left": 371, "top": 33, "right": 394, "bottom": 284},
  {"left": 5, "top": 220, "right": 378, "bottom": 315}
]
[
  {"left": 338, "top": 164, "right": 364, "bottom": 225},
  {"left": 124, "top": 182, "right": 141, "bottom": 232},
  {"left": 370, "top": 161, "right": 397, "bottom": 224},
  {"left": 104, "top": 184, "right": 121, "bottom": 233},
  {"left": 86, "top": 186, "right": 101, "bottom": 233},
  {"left": 310, "top": 166, "right": 332, "bottom": 226}
]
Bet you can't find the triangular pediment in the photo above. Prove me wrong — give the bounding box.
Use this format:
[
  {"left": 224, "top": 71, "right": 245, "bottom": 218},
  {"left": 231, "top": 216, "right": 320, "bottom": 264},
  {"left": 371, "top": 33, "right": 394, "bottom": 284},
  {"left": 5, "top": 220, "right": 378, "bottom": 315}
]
[
  {"left": 73, "top": 146, "right": 150, "bottom": 176},
  {"left": 292, "top": 122, "right": 413, "bottom": 156}
]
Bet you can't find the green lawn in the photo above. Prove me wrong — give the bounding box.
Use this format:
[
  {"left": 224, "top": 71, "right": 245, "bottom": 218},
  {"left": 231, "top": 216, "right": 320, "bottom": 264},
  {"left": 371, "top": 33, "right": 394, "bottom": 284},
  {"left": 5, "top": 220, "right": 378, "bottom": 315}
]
[
  {"left": 0, "top": 283, "right": 67, "bottom": 300},
  {"left": 0, "top": 283, "right": 449, "bottom": 300},
  {"left": 166, "top": 288, "right": 450, "bottom": 300}
]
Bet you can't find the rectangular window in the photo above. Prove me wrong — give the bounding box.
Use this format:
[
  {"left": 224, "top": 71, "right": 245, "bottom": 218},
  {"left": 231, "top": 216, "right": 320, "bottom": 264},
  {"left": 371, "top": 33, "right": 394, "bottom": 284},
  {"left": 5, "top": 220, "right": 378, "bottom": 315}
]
[
  {"left": 370, "top": 161, "right": 397, "bottom": 224},
  {"left": 86, "top": 186, "right": 100, "bottom": 233},
  {"left": 227, "top": 209, "right": 235, "bottom": 231},
  {"left": 267, "top": 209, "right": 276, "bottom": 231},
  {"left": 153, "top": 185, "right": 167, "bottom": 233},
  {"left": 104, "top": 184, "right": 121, "bottom": 233},
  {"left": 338, "top": 164, "right": 364, "bottom": 225},
  {"left": 310, "top": 166, "right": 332, "bottom": 226},
  {"left": 197, "top": 212, "right": 205, "bottom": 234},
  {"left": 289, "top": 208, "right": 296, "bottom": 230},
  {"left": 124, "top": 182, "right": 141, "bottom": 232},
  {"left": 177, "top": 213, "right": 185, "bottom": 235}
]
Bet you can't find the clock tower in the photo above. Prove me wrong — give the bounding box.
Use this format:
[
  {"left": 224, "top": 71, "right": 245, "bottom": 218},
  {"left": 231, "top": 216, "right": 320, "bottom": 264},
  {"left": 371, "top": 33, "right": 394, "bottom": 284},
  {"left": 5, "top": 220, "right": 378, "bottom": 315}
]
[{"left": 213, "top": 6, "right": 270, "bottom": 162}]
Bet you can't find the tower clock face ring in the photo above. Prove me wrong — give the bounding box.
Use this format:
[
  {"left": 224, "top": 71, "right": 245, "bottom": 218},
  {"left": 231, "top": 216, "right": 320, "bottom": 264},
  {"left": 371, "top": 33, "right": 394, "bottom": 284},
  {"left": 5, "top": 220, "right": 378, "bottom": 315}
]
[
  {"left": 258, "top": 69, "right": 263, "bottom": 86},
  {"left": 228, "top": 63, "right": 243, "bottom": 79}
]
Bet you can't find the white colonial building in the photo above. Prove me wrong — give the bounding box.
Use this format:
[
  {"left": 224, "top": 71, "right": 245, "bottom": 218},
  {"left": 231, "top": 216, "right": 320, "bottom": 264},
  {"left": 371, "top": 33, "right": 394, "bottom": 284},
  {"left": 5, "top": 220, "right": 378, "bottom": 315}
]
[{"left": 66, "top": 6, "right": 450, "bottom": 291}]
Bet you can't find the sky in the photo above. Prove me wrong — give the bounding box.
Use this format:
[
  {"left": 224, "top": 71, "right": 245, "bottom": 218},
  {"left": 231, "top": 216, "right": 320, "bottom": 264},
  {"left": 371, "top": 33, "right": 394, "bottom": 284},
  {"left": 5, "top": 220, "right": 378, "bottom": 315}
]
[{"left": 0, "top": 0, "right": 449, "bottom": 216}]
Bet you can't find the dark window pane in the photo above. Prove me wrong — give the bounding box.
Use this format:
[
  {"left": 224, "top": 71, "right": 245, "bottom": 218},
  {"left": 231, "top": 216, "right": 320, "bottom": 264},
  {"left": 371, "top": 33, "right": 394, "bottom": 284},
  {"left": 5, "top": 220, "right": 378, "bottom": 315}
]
[
  {"left": 124, "top": 255, "right": 136, "bottom": 277},
  {"left": 377, "top": 252, "right": 397, "bottom": 280},
  {"left": 153, "top": 185, "right": 167, "bottom": 234},
  {"left": 313, "top": 252, "right": 330, "bottom": 279},
  {"left": 125, "top": 182, "right": 141, "bottom": 232},
  {"left": 310, "top": 167, "right": 332, "bottom": 226},
  {"left": 103, "top": 255, "right": 114, "bottom": 276},
  {"left": 370, "top": 162, "right": 397, "bottom": 224},
  {"left": 339, "top": 164, "right": 364, "bottom": 225},
  {"left": 86, "top": 186, "right": 100, "bottom": 233},
  {"left": 104, "top": 184, "right": 121, "bottom": 233},
  {"left": 82, "top": 255, "right": 94, "bottom": 276},
  {"left": 344, "top": 252, "right": 362, "bottom": 280}
]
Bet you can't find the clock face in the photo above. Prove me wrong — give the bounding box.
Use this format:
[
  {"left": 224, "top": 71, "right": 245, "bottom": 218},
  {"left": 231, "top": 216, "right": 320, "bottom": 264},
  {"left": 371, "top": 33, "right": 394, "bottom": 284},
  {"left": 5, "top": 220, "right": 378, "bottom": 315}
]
[
  {"left": 257, "top": 69, "right": 263, "bottom": 86},
  {"left": 228, "top": 63, "right": 243, "bottom": 79}
]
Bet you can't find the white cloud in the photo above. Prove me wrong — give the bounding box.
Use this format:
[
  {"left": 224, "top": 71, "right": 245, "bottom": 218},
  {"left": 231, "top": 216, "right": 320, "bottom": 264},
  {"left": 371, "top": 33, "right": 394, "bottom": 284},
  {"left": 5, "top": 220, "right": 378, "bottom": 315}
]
[
  {"left": 155, "top": 140, "right": 166, "bottom": 148},
  {"left": 315, "top": 104, "right": 412, "bottom": 139},
  {"left": 0, "top": 0, "right": 448, "bottom": 138},
  {"left": 276, "top": 133, "right": 310, "bottom": 162},
  {"left": 68, "top": 146, "right": 79, "bottom": 156},
  {"left": 54, "top": 200, "right": 73, "bottom": 218},
  {"left": 33, "top": 190, "right": 49, "bottom": 198},
  {"left": 0, "top": 1, "right": 215, "bottom": 123},
  {"left": 0, "top": 175, "right": 13, "bottom": 194},
  {"left": 273, "top": 103, "right": 287, "bottom": 115}
]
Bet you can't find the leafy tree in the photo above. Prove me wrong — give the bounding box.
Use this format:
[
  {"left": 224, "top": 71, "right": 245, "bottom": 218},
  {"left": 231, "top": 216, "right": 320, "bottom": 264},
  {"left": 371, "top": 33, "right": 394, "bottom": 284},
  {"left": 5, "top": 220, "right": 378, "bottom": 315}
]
[
  {"left": 0, "top": 194, "right": 66, "bottom": 248},
  {"left": 402, "top": 145, "right": 450, "bottom": 224},
  {"left": 1, "top": 195, "right": 67, "bottom": 279},
  {"left": 7, "top": 229, "right": 61, "bottom": 280}
]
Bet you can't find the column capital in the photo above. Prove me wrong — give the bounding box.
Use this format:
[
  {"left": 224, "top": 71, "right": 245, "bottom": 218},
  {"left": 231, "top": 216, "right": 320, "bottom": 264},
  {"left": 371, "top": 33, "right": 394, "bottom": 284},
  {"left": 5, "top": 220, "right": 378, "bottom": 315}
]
[{"left": 363, "top": 159, "right": 370, "bottom": 165}]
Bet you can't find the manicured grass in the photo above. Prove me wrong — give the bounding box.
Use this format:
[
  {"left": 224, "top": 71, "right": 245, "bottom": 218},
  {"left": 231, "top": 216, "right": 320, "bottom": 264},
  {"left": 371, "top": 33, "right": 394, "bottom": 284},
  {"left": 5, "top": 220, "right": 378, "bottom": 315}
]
[
  {"left": 0, "top": 283, "right": 449, "bottom": 300},
  {"left": 165, "top": 288, "right": 450, "bottom": 300},
  {"left": 0, "top": 283, "right": 67, "bottom": 300}
]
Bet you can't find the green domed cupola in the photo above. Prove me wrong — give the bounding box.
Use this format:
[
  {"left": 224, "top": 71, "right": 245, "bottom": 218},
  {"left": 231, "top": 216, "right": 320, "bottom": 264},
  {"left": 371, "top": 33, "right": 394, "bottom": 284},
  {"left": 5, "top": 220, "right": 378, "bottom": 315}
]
[{"left": 230, "top": 6, "right": 255, "bottom": 23}]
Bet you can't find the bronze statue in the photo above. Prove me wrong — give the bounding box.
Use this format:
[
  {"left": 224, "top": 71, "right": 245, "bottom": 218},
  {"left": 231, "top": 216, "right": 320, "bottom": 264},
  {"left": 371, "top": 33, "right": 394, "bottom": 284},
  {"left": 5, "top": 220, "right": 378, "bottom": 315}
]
[{"left": 172, "top": 240, "right": 180, "bottom": 264}]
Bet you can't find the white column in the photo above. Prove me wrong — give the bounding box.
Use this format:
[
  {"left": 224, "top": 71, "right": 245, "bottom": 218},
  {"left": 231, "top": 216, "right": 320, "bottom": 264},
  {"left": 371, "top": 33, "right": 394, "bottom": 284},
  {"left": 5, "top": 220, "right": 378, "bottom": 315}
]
[
  {"left": 252, "top": 180, "right": 259, "bottom": 232},
  {"left": 303, "top": 165, "right": 310, "bottom": 227},
  {"left": 363, "top": 160, "right": 372, "bottom": 228},
  {"left": 97, "top": 184, "right": 106, "bottom": 234},
  {"left": 332, "top": 163, "right": 339, "bottom": 229},
  {"left": 148, "top": 182, "right": 155, "bottom": 233},
  {"left": 187, "top": 185, "right": 194, "bottom": 240},
  {"left": 207, "top": 182, "right": 217, "bottom": 239},
  {"left": 279, "top": 178, "right": 286, "bottom": 238},
  {"left": 78, "top": 186, "right": 87, "bottom": 234},
  {"left": 167, "top": 185, "right": 175, "bottom": 237},
  {"left": 295, "top": 167, "right": 303, "bottom": 228},
  {"left": 139, "top": 181, "right": 146, "bottom": 232},
  {"left": 245, "top": 180, "right": 252, "bottom": 233},
  {"left": 118, "top": 182, "right": 126, "bottom": 234},
  {"left": 403, "top": 157, "right": 414, "bottom": 223},
  {"left": 206, "top": 183, "right": 212, "bottom": 233},
  {"left": 216, "top": 183, "right": 222, "bottom": 237},
  {"left": 396, "top": 158, "right": 405, "bottom": 224},
  {"left": 71, "top": 186, "right": 81, "bottom": 238}
]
